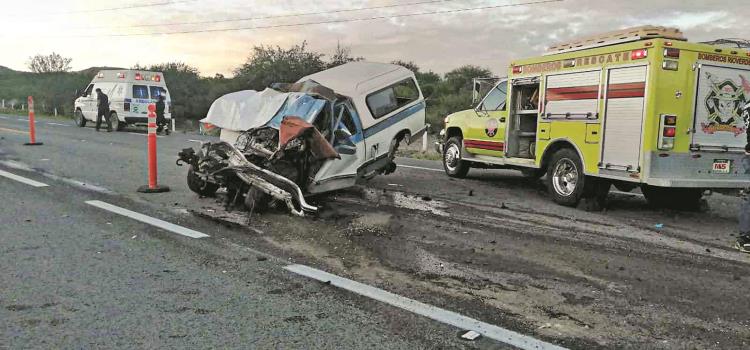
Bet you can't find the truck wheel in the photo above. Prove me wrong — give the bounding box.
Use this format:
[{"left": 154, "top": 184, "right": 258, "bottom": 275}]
[
  {"left": 442, "top": 136, "right": 470, "bottom": 178},
  {"left": 546, "top": 148, "right": 586, "bottom": 206},
  {"left": 110, "top": 112, "right": 124, "bottom": 131},
  {"left": 642, "top": 186, "right": 703, "bottom": 211},
  {"left": 244, "top": 187, "right": 271, "bottom": 213},
  {"left": 74, "top": 109, "right": 86, "bottom": 127},
  {"left": 187, "top": 166, "right": 219, "bottom": 197}
]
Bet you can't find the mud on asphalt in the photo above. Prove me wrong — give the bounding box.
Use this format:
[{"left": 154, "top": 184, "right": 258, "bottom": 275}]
[{"left": 191, "top": 178, "right": 750, "bottom": 349}]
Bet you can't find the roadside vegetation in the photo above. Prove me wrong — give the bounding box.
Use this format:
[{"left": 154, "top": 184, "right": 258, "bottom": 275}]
[{"left": 0, "top": 44, "right": 494, "bottom": 133}]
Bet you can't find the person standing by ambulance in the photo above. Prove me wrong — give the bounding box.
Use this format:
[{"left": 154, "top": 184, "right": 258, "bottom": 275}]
[
  {"left": 95, "top": 88, "right": 112, "bottom": 132},
  {"left": 155, "top": 94, "right": 169, "bottom": 135}
]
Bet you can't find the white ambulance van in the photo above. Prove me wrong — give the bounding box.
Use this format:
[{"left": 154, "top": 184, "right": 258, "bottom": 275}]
[{"left": 74, "top": 70, "right": 172, "bottom": 131}]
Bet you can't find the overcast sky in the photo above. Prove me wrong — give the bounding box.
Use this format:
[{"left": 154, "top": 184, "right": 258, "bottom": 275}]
[{"left": 0, "top": 0, "right": 747, "bottom": 77}]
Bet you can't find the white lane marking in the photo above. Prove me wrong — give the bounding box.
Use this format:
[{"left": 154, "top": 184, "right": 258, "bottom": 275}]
[
  {"left": 398, "top": 164, "right": 444, "bottom": 172},
  {"left": 46, "top": 122, "right": 70, "bottom": 127},
  {"left": 284, "top": 264, "right": 567, "bottom": 350},
  {"left": 16, "top": 118, "right": 26, "bottom": 122},
  {"left": 188, "top": 139, "right": 204, "bottom": 143},
  {"left": 0, "top": 160, "right": 114, "bottom": 195},
  {"left": 86, "top": 200, "right": 210, "bottom": 239},
  {"left": 0, "top": 169, "right": 49, "bottom": 187},
  {"left": 0, "top": 115, "right": 8, "bottom": 119}
]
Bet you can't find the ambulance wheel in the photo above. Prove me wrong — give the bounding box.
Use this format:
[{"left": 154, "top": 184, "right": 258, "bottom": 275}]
[
  {"left": 443, "top": 137, "right": 470, "bottom": 178},
  {"left": 110, "top": 112, "right": 123, "bottom": 131},
  {"left": 546, "top": 148, "right": 586, "bottom": 207},
  {"left": 74, "top": 109, "right": 86, "bottom": 127},
  {"left": 187, "top": 166, "right": 219, "bottom": 197},
  {"left": 642, "top": 186, "right": 703, "bottom": 211}
]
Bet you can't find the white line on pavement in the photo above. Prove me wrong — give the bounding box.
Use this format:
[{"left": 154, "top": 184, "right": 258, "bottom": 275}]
[
  {"left": 85, "top": 200, "right": 210, "bottom": 239},
  {"left": 284, "top": 264, "right": 567, "bottom": 350},
  {"left": 187, "top": 139, "right": 204, "bottom": 143},
  {"left": 0, "top": 169, "right": 49, "bottom": 187},
  {"left": 398, "top": 164, "right": 444, "bottom": 172},
  {"left": 0, "top": 116, "right": 8, "bottom": 119},
  {"left": 46, "top": 122, "right": 70, "bottom": 127}
]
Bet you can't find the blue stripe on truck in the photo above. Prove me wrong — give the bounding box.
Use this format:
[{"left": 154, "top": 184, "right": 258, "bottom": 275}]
[{"left": 363, "top": 101, "right": 425, "bottom": 139}]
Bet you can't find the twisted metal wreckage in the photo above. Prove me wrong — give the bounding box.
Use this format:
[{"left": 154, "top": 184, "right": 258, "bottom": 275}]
[{"left": 177, "top": 63, "right": 427, "bottom": 216}]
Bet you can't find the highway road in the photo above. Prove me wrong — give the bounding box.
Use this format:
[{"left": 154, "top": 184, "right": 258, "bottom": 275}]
[{"left": 1, "top": 114, "right": 749, "bottom": 349}]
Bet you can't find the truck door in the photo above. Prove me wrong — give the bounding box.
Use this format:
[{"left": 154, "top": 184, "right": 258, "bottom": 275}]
[
  {"left": 601, "top": 65, "right": 648, "bottom": 172},
  {"left": 311, "top": 102, "right": 364, "bottom": 191},
  {"left": 692, "top": 64, "right": 750, "bottom": 151},
  {"left": 464, "top": 80, "right": 508, "bottom": 156}
]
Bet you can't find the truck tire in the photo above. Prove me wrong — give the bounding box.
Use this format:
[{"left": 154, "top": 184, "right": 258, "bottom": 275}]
[
  {"left": 546, "top": 148, "right": 587, "bottom": 206},
  {"left": 187, "top": 166, "right": 219, "bottom": 197},
  {"left": 74, "top": 109, "right": 86, "bottom": 127},
  {"left": 244, "top": 187, "right": 271, "bottom": 213},
  {"left": 642, "top": 186, "right": 703, "bottom": 211},
  {"left": 442, "top": 136, "right": 470, "bottom": 178}
]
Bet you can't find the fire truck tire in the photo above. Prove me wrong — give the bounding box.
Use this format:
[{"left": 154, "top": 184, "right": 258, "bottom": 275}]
[
  {"left": 187, "top": 166, "right": 219, "bottom": 197},
  {"left": 442, "top": 136, "right": 470, "bottom": 178},
  {"left": 546, "top": 148, "right": 586, "bottom": 206},
  {"left": 642, "top": 186, "right": 703, "bottom": 210}
]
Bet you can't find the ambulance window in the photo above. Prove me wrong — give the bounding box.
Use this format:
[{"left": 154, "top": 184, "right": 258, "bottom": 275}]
[
  {"left": 132, "top": 85, "right": 149, "bottom": 99},
  {"left": 480, "top": 83, "right": 507, "bottom": 111},
  {"left": 366, "top": 78, "right": 420, "bottom": 119},
  {"left": 83, "top": 84, "right": 94, "bottom": 97},
  {"left": 150, "top": 86, "right": 166, "bottom": 99}
]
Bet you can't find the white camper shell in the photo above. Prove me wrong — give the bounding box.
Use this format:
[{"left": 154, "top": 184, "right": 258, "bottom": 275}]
[
  {"left": 184, "top": 62, "right": 427, "bottom": 215},
  {"left": 73, "top": 70, "right": 172, "bottom": 131}
]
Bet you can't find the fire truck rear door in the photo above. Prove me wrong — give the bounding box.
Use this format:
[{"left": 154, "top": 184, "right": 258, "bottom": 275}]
[{"left": 600, "top": 65, "right": 648, "bottom": 172}]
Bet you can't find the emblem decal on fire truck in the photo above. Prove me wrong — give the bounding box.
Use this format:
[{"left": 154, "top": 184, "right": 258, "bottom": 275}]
[
  {"left": 485, "top": 118, "right": 499, "bottom": 137},
  {"left": 701, "top": 73, "right": 749, "bottom": 136}
]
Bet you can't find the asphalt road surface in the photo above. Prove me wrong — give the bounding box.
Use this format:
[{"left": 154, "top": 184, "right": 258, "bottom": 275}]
[{"left": 1, "top": 114, "right": 749, "bottom": 349}]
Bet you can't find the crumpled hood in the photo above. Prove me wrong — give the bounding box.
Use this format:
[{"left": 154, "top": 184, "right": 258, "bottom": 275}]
[
  {"left": 201, "top": 80, "right": 335, "bottom": 132},
  {"left": 201, "top": 88, "right": 288, "bottom": 132}
]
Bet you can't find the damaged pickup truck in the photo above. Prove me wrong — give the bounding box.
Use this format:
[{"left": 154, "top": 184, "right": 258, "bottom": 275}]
[{"left": 177, "top": 62, "right": 427, "bottom": 216}]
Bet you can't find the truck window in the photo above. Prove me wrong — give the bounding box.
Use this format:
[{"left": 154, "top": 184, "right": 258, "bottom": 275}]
[
  {"left": 150, "top": 86, "right": 166, "bottom": 99},
  {"left": 133, "top": 85, "right": 149, "bottom": 99},
  {"left": 366, "top": 78, "right": 420, "bottom": 119},
  {"left": 480, "top": 83, "right": 507, "bottom": 111}
]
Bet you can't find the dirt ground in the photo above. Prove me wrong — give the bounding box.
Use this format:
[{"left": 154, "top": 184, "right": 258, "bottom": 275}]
[{"left": 191, "top": 163, "right": 750, "bottom": 349}]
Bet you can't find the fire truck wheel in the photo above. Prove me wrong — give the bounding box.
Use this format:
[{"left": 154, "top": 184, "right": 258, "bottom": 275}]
[
  {"left": 187, "top": 166, "right": 219, "bottom": 197},
  {"left": 546, "top": 148, "right": 586, "bottom": 206},
  {"left": 642, "top": 186, "right": 703, "bottom": 211},
  {"left": 443, "top": 136, "right": 470, "bottom": 178}
]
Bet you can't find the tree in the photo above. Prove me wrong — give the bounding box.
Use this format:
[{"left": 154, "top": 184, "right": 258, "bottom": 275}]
[
  {"left": 234, "top": 41, "right": 327, "bottom": 91},
  {"left": 27, "top": 52, "right": 72, "bottom": 73},
  {"left": 443, "top": 65, "right": 493, "bottom": 94},
  {"left": 328, "top": 42, "right": 364, "bottom": 68},
  {"left": 391, "top": 60, "right": 421, "bottom": 73}
]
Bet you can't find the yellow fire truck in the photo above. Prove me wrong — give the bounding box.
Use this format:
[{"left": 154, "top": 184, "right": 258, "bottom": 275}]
[{"left": 437, "top": 26, "right": 750, "bottom": 208}]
